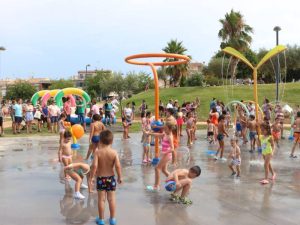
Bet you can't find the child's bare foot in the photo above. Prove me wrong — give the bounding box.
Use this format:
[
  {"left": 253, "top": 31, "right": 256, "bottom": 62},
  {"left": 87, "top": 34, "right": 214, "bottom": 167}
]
[
  {"left": 270, "top": 173, "right": 276, "bottom": 181},
  {"left": 260, "top": 179, "right": 269, "bottom": 184}
]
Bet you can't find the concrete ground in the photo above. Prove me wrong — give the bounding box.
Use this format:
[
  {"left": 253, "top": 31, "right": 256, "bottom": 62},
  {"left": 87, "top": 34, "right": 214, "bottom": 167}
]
[{"left": 0, "top": 130, "right": 300, "bottom": 225}]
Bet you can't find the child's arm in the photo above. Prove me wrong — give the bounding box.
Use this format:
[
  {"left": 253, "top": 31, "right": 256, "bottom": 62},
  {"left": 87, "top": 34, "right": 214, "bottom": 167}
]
[
  {"left": 149, "top": 132, "right": 164, "bottom": 137},
  {"left": 114, "top": 154, "right": 122, "bottom": 184}
]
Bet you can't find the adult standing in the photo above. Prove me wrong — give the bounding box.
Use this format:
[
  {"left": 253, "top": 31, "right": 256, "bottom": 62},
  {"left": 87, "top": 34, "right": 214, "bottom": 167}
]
[
  {"left": 166, "top": 99, "right": 173, "bottom": 109},
  {"left": 25, "top": 100, "right": 34, "bottom": 133},
  {"left": 0, "top": 100, "right": 4, "bottom": 136},
  {"left": 104, "top": 98, "right": 113, "bottom": 126},
  {"left": 13, "top": 98, "right": 23, "bottom": 134},
  {"left": 139, "top": 100, "right": 147, "bottom": 118},
  {"left": 247, "top": 102, "right": 255, "bottom": 116},
  {"left": 9, "top": 100, "right": 16, "bottom": 134},
  {"left": 159, "top": 100, "right": 164, "bottom": 118},
  {"left": 76, "top": 97, "right": 86, "bottom": 131},
  {"left": 63, "top": 97, "right": 71, "bottom": 122},
  {"left": 210, "top": 98, "right": 216, "bottom": 110},
  {"left": 48, "top": 100, "right": 60, "bottom": 133},
  {"left": 262, "top": 98, "right": 272, "bottom": 122},
  {"left": 91, "top": 99, "right": 100, "bottom": 117},
  {"left": 42, "top": 103, "right": 50, "bottom": 131},
  {"left": 34, "top": 103, "right": 42, "bottom": 132},
  {"left": 131, "top": 101, "right": 136, "bottom": 120},
  {"left": 123, "top": 102, "right": 133, "bottom": 136}
]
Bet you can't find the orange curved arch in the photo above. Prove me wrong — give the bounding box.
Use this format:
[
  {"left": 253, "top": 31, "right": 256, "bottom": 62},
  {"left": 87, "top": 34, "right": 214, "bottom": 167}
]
[{"left": 125, "top": 53, "right": 190, "bottom": 159}]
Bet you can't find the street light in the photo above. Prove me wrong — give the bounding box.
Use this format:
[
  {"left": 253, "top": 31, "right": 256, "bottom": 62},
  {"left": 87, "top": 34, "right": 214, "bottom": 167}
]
[
  {"left": 85, "top": 64, "right": 90, "bottom": 78},
  {"left": 273, "top": 26, "right": 281, "bottom": 103},
  {"left": 0, "top": 46, "right": 6, "bottom": 80}
]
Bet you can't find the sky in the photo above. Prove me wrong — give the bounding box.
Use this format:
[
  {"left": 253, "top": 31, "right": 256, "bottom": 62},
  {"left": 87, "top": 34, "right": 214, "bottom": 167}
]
[{"left": 0, "top": 0, "right": 299, "bottom": 79}]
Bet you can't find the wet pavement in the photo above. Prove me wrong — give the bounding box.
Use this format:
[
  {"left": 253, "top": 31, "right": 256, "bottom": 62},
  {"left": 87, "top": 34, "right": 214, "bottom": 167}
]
[{"left": 0, "top": 130, "right": 300, "bottom": 225}]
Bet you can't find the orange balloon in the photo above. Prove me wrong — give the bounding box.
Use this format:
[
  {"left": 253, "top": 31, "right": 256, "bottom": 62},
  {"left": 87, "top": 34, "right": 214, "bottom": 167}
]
[{"left": 71, "top": 124, "right": 84, "bottom": 139}]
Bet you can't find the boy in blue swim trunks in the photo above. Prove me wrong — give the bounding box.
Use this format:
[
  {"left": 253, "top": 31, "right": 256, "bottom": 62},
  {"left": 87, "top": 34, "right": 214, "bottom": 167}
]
[
  {"left": 91, "top": 130, "right": 122, "bottom": 225},
  {"left": 215, "top": 115, "right": 229, "bottom": 160},
  {"left": 247, "top": 115, "right": 257, "bottom": 153}
]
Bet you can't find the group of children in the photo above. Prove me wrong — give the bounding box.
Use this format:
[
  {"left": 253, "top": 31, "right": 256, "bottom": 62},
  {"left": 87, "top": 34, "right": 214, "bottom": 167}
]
[
  {"left": 58, "top": 110, "right": 201, "bottom": 225},
  {"left": 206, "top": 104, "right": 281, "bottom": 184}
]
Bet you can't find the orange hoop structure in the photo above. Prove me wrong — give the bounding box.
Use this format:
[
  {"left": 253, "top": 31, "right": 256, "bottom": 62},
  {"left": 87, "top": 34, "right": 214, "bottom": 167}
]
[{"left": 125, "top": 53, "right": 190, "bottom": 161}]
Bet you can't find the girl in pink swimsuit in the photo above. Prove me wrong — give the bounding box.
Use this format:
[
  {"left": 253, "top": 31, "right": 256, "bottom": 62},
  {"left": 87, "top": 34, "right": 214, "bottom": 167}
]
[{"left": 147, "top": 124, "right": 176, "bottom": 191}]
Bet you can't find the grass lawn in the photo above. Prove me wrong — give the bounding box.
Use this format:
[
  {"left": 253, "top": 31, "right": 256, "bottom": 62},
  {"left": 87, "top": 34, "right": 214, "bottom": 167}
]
[{"left": 121, "top": 83, "right": 300, "bottom": 121}]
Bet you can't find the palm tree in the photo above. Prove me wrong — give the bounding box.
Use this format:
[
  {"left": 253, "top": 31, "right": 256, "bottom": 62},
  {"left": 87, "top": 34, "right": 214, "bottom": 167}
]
[
  {"left": 162, "top": 39, "right": 191, "bottom": 87},
  {"left": 218, "top": 9, "right": 253, "bottom": 80}
]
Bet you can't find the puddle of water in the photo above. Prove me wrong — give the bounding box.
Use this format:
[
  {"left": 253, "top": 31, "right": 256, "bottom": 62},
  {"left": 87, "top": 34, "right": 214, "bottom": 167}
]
[{"left": 12, "top": 149, "right": 23, "bottom": 152}]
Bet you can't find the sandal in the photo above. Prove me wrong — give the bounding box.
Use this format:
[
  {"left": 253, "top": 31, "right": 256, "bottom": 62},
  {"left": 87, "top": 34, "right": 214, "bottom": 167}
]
[
  {"left": 170, "top": 193, "right": 180, "bottom": 202},
  {"left": 179, "top": 197, "right": 193, "bottom": 205},
  {"left": 146, "top": 185, "right": 160, "bottom": 192}
]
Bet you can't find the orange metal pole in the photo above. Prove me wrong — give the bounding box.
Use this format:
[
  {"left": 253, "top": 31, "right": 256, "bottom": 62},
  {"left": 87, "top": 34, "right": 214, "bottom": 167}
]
[{"left": 148, "top": 63, "right": 160, "bottom": 158}]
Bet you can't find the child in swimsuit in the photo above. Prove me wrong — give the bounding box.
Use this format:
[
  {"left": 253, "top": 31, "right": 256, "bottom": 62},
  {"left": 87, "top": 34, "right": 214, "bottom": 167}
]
[
  {"left": 290, "top": 111, "right": 300, "bottom": 158},
  {"left": 207, "top": 119, "right": 215, "bottom": 144},
  {"left": 215, "top": 115, "right": 229, "bottom": 160},
  {"left": 176, "top": 108, "right": 184, "bottom": 137},
  {"left": 90, "top": 130, "right": 122, "bottom": 225},
  {"left": 271, "top": 117, "right": 281, "bottom": 149},
  {"left": 228, "top": 138, "right": 241, "bottom": 177},
  {"left": 167, "top": 166, "right": 201, "bottom": 204},
  {"left": 147, "top": 124, "right": 176, "bottom": 191},
  {"left": 58, "top": 131, "right": 73, "bottom": 180},
  {"left": 86, "top": 114, "right": 106, "bottom": 161},
  {"left": 64, "top": 162, "right": 90, "bottom": 200},
  {"left": 142, "top": 112, "right": 152, "bottom": 163},
  {"left": 247, "top": 115, "right": 257, "bottom": 153},
  {"left": 186, "top": 112, "right": 194, "bottom": 146},
  {"left": 58, "top": 114, "right": 67, "bottom": 150},
  {"left": 258, "top": 122, "right": 276, "bottom": 184}
]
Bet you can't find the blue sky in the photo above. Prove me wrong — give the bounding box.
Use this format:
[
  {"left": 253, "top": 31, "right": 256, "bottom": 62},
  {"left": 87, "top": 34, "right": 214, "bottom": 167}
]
[{"left": 0, "top": 0, "right": 299, "bottom": 79}]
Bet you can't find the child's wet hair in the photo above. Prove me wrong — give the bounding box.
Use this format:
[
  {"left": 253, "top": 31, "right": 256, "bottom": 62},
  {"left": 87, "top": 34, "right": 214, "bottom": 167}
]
[
  {"left": 100, "top": 130, "right": 114, "bottom": 145},
  {"left": 249, "top": 115, "right": 255, "bottom": 120},
  {"left": 93, "top": 114, "right": 101, "bottom": 121},
  {"left": 146, "top": 112, "right": 151, "bottom": 117},
  {"left": 60, "top": 113, "right": 66, "bottom": 118},
  {"left": 207, "top": 119, "right": 211, "bottom": 123},
  {"left": 190, "top": 166, "right": 201, "bottom": 177},
  {"left": 64, "top": 130, "right": 72, "bottom": 139},
  {"left": 218, "top": 115, "right": 225, "bottom": 122},
  {"left": 297, "top": 112, "right": 300, "bottom": 118}
]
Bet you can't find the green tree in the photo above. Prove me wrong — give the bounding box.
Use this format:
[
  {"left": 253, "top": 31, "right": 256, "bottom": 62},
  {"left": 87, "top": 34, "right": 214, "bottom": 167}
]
[
  {"left": 157, "top": 67, "right": 169, "bottom": 88},
  {"left": 162, "top": 39, "right": 191, "bottom": 87},
  {"left": 186, "top": 72, "right": 204, "bottom": 87},
  {"left": 50, "top": 79, "right": 74, "bottom": 89},
  {"left": 205, "top": 57, "right": 229, "bottom": 78},
  {"left": 6, "top": 81, "right": 36, "bottom": 100},
  {"left": 84, "top": 70, "right": 113, "bottom": 98},
  {"left": 218, "top": 9, "right": 253, "bottom": 79},
  {"left": 236, "top": 48, "right": 258, "bottom": 78}
]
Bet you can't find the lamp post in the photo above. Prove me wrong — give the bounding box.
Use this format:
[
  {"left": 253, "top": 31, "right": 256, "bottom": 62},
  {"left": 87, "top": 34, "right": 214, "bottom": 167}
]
[
  {"left": 85, "top": 64, "right": 91, "bottom": 77},
  {"left": 0, "top": 46, "right": 6, "bottom": 78},
  {"left": 274, "top": 26, "right": 281, "bottom": 103}
]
